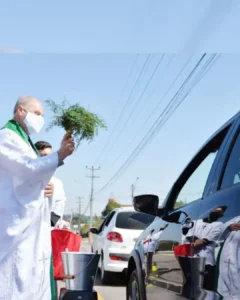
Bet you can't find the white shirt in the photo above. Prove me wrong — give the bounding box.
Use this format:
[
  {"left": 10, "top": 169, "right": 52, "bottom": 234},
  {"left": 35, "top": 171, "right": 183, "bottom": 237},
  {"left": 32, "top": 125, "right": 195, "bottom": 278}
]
[{"left": 49, "top": 176, "right": 66, "bottom": 224}]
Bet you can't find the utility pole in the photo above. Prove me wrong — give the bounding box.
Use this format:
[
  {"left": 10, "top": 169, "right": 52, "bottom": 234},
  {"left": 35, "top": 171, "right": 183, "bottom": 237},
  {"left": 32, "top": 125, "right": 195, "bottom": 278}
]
[
  {"left": 131, "top": 177, "right": 139, "bottom": 203},
  {"left": 76, "top": 196, "right": 84, "bottom": 217},
  {"left": 76, "top": 196, "right": 83, "bottom": 234},
  {"left": 86, "top": 166, "right": 100, "bottom": 228},
  {"left": 70, "top": 209, "right": 73, "bottom": 230},
  {"left": 131, "top": 184, "right": 134, "bottom": 203}
]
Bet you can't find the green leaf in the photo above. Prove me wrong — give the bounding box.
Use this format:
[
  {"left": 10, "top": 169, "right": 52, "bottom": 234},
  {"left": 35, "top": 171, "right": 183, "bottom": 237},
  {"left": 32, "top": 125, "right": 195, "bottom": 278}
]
[{"left": 45, "top": 99, "right": 107, "bottom": 148}]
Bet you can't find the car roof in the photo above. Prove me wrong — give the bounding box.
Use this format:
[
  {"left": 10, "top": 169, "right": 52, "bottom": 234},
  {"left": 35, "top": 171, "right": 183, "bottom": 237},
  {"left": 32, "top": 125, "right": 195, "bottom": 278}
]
[{"left": 113, "top": 206, "right": 136, "bottom": 213}]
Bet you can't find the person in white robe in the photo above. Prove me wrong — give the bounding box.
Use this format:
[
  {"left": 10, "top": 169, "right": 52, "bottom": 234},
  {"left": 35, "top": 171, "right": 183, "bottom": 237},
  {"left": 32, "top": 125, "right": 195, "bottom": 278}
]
[
  {"left": 217, "top": 216, "right": 240, "bottom": 299},
  {"left": 0, "top": 96, "right": 74, "bottom": 300},
  {"left": 35, "top": 140, "right": 67, "bottom": 227},
  {"left": 35, "top": 140, "right": 67, "bottom": 299},
  {"left": 180, "top": 207, "right": 225, "bottom": 292}
]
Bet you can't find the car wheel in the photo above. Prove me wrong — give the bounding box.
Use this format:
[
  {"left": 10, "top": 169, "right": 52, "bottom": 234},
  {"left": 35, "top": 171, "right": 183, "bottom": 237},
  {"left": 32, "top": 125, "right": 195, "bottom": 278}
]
[
  {"left": 127, "top": 270, "right": 141, "bottom": 300},
  {"left": 100, "top": 254, "right": 111, "bottom": 285}
]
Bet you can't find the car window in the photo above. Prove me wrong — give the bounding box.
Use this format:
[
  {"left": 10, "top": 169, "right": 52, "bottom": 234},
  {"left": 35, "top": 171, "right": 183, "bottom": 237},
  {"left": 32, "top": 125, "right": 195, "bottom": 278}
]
[
  {"left": 173, "top": 125, "right": 230, "bottom": 209},
  {"left": 98, "top": 211, "right": 116, "bottom": 232},
  {"left": 174, "top": 152, "right": 217, "bottom": 208},
  {"left": 115, "top": 211, "right": 155, "bottom": 230},
  {"left": 221, "top": 132, "right": 240, "bottom": 189},
  {"left": 105, "top": 211, "right": 115, "bottom": 226},
  {"left": 98, "top": 218, "right": 107, "bottom": 232}
]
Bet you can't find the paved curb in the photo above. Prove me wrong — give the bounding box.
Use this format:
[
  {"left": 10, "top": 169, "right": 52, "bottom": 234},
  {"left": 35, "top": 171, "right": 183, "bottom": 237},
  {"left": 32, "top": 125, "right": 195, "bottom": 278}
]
[{"left": 98, "top": 294, "right": 104, "bottom": 300}]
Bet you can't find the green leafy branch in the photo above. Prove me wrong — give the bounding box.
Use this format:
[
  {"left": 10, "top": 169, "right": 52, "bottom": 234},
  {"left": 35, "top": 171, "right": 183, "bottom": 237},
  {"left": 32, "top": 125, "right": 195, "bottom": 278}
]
[{"left": 45, "top": 99, "right": 107, "bottom": 148}]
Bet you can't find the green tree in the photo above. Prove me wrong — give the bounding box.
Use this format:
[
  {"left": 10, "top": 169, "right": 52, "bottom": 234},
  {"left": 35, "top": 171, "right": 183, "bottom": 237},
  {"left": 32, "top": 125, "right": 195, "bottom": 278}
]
[
  {"left": 175, "top": 200, "right": 186, "bottom": 208},
  {"left": 102, "top": 199, "right": 121, "bottom": 217},
  {"left": 93, "top": 215, "right": 103, "bottom": 228}
]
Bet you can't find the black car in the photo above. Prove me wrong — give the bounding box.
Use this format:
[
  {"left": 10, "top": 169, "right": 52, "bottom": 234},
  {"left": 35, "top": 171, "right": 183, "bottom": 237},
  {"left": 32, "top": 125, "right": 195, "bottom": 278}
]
[{"left": 127, "top": 111, "right": 240, "bottom": 300}]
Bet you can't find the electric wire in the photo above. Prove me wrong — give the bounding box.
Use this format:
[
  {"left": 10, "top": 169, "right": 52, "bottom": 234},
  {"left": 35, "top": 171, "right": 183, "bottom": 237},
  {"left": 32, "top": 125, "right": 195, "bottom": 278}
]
[
  {"left": 93, "top": 54, "right": 150, "bottom": 165},
  {"left": 97, "top": 53, "right": 220, "bottom": 193}
]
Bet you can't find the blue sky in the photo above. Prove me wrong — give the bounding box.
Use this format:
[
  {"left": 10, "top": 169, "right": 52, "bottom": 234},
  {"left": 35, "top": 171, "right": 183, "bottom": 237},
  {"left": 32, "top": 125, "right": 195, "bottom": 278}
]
[
  {"left": 1, "top": 53, "right": 240, "bottom": 215},
  {"left": 1, "top": 0, "right": 240, "bottom": 53},
  {"left": 1, "top": 1, "right": 240, "bottom": 215}
]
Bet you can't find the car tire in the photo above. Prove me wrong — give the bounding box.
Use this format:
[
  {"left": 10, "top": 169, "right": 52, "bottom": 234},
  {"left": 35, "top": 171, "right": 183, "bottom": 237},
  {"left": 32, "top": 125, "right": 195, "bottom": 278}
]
[
  {"left": 127, "top": 270, "right": 141, "bottom": 300},
  {"left": 100, "top": 254, "right": 111, "bottom": 285}
]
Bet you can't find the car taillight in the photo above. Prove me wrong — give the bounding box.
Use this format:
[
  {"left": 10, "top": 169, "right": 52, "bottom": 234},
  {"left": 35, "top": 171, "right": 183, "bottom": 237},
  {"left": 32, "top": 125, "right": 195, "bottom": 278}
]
[
  {"left": 107, "top": 232, "right": 123, "bottom": 243},
  {"left": 109, "top": 255, "right": 123, "bottom": 261}
]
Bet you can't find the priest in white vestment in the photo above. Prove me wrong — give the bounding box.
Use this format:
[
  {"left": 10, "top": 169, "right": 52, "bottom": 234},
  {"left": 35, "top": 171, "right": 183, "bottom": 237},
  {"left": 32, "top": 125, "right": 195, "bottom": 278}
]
[{"left": 0, "top": 96, "right": 74, "bottom": 300}]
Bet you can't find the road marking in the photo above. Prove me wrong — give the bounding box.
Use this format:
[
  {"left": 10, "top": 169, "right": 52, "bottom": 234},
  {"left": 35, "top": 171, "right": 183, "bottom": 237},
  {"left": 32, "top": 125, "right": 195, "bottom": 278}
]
[{"left": 98, "top": 293, "right": 104, "bottom": 300}]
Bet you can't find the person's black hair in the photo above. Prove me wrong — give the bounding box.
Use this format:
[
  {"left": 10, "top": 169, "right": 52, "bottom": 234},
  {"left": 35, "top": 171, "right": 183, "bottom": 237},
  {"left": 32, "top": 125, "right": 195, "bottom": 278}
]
[{"left": 35, "top": 141, "right": 52, "bottom": 151}]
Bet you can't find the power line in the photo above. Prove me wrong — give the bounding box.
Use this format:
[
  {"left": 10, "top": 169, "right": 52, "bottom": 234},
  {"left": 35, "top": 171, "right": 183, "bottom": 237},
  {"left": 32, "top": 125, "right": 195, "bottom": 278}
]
[
  {"left": 113, "top": 54, "right": 140, "bottom": 109},
  {"left": 93, "top": 54, "right": 151, "bottom": 165},
  {"left": 92, "top": 55, "right": 139, "bottom": 166},
  {"left": 105, "top": 54, "right": 166, "bottom": 154},
  {"left": 111, "top": 54, "right": 192, "bottom": 167},
  {"left": 148, "top": 54, "right": 218, "bottom": 142},
  {"left": 129, "top": 55, "right": 176, "bottom": 126},
  {"left": 130, "top": 55, "right": 217, "bottom": 157},
  {"left": 98, "top": 54, "right": 219, "bottom": 193}
]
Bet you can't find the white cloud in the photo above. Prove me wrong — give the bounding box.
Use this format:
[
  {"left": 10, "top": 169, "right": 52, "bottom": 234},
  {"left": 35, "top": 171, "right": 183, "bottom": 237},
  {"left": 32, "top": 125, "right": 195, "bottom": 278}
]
[{"left": 0, "top": 48, "right": 22, "bottom": 53}]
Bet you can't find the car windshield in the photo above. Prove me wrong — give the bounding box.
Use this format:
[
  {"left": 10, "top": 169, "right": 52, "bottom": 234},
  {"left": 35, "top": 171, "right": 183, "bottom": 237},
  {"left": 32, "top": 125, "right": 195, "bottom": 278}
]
[{"left": 115, "top": 211, "right": 155, "bottom": 230}]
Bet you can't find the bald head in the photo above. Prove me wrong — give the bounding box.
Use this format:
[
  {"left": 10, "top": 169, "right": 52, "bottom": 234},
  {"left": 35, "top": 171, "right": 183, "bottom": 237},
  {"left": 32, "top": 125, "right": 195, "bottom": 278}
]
[
  {"left": 13, "top": 96, "right": 44, "bottom": 134},
  {"left": 13, "top": 96, "right": 43, "bottom": 114}
]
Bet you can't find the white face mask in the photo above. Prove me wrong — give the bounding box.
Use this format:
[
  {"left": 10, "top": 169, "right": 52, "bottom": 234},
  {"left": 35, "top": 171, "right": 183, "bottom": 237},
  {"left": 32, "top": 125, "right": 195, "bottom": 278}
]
[{"left": 23, "top": 112, "right": 44, "bottom": 135}]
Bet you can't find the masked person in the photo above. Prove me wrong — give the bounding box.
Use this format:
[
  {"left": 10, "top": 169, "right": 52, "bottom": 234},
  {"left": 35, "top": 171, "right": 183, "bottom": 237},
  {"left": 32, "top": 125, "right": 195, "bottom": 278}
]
[
  {"left": 191, "top": 207, "right": 225, "bottom": 292},
  {"left": 0, "top": 96, "right": 74, "bottom": 300}
]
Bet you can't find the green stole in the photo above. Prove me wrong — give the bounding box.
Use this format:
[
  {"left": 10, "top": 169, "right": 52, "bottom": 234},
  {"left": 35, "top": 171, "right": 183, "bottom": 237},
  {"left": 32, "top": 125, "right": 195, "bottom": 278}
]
[
  {"left": 3, "top": 119, "right": 39, "bottom": 155},
  {"left": 3, "top": 120, "right": 56, "bottom": 300}
]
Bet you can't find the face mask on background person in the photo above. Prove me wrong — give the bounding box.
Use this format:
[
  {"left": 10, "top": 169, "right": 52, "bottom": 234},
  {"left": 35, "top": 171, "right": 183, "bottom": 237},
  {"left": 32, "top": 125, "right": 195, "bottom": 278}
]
[
  {"left": 23, "top": 111, "right": 44, "bottom": 135},
  {"left": 209, "top": 211, "right": 222, "bottom": 222}
]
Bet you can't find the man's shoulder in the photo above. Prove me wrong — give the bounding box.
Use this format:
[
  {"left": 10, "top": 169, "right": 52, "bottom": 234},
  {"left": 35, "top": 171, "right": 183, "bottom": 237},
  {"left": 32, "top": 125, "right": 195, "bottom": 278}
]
[{"left": 0, "top": 128, "right": 18, "bottom": 142}]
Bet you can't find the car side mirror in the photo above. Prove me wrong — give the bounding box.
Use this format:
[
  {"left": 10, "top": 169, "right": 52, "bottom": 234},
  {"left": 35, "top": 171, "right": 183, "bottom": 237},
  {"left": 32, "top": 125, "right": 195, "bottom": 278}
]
[
  {"left": 90, "top": 227, "right": 98, "bottom": 234},
  {"left": 134, "top": 194, "right": 159, "bottom": 216}
]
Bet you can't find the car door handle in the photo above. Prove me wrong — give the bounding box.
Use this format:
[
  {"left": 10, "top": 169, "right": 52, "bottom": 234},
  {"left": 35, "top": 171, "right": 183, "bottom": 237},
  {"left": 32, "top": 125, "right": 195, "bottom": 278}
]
[{"left": 181, "top": 217, "right": 194, "bottom": 229}]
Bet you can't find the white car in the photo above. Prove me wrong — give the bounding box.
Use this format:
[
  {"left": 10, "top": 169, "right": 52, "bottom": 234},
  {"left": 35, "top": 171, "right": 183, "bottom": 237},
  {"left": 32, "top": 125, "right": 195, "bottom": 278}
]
[{"left": 90, "top": 207, "right": 155, "bottom": 284}]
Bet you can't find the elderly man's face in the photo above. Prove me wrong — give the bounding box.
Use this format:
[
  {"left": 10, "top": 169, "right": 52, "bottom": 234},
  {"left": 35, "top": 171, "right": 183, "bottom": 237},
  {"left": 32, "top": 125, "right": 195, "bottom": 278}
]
[{"left": 38, "top": 147, "right": 52, "bottom": 157}]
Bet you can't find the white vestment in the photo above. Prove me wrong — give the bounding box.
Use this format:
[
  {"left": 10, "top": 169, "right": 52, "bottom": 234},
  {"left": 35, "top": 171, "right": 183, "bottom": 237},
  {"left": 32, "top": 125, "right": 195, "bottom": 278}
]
[
  {"left": 0, "top": 128, "right": 59, "bottom": 300},
  {"left": 49, "top": 176, "right": 66, "bottom": 228},
  {"left": 181, "top": 219, "right": 222, "bottom": 266},
  {"left": 194, "top": 219, "right": 223, "bottom": 266},
  {"left": 217, "top": 216, "right": 240, "bottom": 299}
]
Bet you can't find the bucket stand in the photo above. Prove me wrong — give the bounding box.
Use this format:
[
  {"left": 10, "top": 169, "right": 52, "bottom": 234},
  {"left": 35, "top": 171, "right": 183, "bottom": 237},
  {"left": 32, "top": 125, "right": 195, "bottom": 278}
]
[
  {"left": 59, "top": 252, "right": 100, "bottom": 300},
  {"left": 59, "top": 289, "right": 98, "bottom": 300}
]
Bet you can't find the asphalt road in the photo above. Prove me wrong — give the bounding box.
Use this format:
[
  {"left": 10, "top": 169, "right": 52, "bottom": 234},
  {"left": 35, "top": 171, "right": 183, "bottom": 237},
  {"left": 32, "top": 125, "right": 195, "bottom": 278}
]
[{"left": 95, "top": 271, "right": 126, "bottom": 300}]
